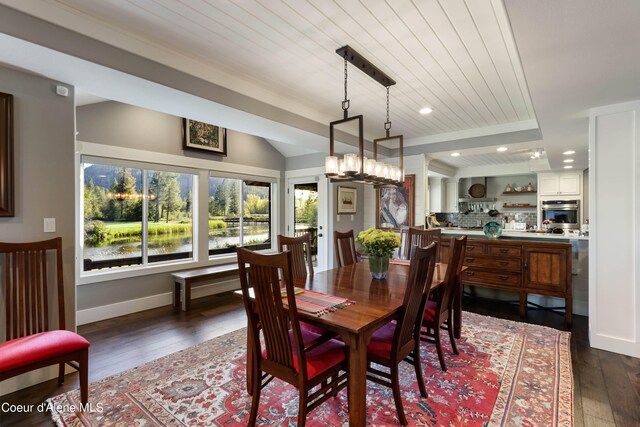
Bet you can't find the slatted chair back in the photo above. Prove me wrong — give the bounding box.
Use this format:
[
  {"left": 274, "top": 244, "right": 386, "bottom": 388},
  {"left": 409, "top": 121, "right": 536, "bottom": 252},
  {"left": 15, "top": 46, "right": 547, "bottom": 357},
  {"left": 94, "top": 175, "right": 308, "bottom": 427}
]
[
  {"left": 278, "top": 234, "right": 314, "bottom": 279},
  {"left": 236, "top": 248, "right": 307, "bottom": 382},
  {"left": 407, "top": 227, "right": 441, "bottom": 261},
  {"left": 394, "top": 243, "right": 437, "bottom": 357},
  {"left": 397, "top": 225, "right": 410, "bottom": 260},
  {"left": 334, "top": 230, "right": 358, "bottom": 268},
  {"left": 1, "top": 238, "right": 64, "bottom": 341},
  {"left": 439, "top": 236, "right": 467, "bottom": 315}
]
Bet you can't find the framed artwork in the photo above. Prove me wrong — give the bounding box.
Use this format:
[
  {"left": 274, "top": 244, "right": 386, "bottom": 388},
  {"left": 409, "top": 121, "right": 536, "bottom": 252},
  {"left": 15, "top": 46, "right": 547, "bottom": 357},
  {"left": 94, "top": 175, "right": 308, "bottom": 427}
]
[
  {"left": 337, "top": 186, "right": 357, "bottom": 214},
  {"left": 376, "top": 174, "right": 415, "bottom": 230},
  {"left": 183, "top": 118, "right": 227, "bottom": 156},
  {"left": 0, "top": 92, "right": 14, "bottom": 217}
]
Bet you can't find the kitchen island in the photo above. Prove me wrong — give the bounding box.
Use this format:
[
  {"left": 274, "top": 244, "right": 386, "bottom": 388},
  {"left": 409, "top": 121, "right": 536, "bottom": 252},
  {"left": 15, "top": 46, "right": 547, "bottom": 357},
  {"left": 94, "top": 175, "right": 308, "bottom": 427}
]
[{"left": 437, "top": 230, "right": 577, "bottom": 325}]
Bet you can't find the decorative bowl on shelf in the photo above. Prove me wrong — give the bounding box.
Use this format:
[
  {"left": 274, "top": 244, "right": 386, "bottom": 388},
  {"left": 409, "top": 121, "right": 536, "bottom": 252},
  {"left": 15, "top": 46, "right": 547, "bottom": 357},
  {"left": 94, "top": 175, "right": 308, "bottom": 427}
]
[{"left": 483, "top": 221, "right": 503, "bottom": 239}]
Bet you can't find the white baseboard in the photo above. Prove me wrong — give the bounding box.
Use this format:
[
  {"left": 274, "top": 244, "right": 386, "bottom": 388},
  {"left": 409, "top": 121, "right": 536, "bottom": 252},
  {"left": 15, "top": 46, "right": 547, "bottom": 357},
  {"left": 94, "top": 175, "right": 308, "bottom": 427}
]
[
  {"left": 77, "top": 278, "right": 240, "bottom": 326},
  {"left": 591, "top": 333, "right": 640, "bottom": 358}
]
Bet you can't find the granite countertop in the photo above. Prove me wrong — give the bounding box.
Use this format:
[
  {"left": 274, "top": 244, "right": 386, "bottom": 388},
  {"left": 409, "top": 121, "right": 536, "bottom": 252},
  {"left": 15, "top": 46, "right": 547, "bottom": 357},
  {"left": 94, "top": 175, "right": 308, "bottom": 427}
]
[{"left": 439, "top": 228, "right": 589, "bottom": 241}]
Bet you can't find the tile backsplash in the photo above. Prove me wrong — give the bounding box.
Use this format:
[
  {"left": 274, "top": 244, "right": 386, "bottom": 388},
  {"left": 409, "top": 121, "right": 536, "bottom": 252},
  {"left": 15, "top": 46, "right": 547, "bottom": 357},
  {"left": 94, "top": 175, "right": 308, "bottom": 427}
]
[{"left": 436, "top": 211, "right": 537, "bottom": 228}]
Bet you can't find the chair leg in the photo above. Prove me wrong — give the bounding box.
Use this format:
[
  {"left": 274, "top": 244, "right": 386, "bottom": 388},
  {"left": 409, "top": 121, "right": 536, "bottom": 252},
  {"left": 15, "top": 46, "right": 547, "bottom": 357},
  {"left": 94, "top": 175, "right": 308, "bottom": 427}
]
[
  {"left": 57, "top": 362, "right": 65, "bottom": 386},
  {"left": 434, "top": 324, "right": 447, "bottom": 372},
  {"left": 391, "top": 364, "right": 408, "bottom": 426},
  {"left": 79, "top": 349, "right": 89, "bottom": 405},
  {"left": 297, "top": 392, "right": 307, "bottom": 427},
  {"left": 447, "top": 316, "right": 459, "bottom": 356},
  {"left": 412, "top": 345, "right": 428, "bottom": 399},
  {"left": 248, "top": 364, "right": 261, "bottom": 426}
]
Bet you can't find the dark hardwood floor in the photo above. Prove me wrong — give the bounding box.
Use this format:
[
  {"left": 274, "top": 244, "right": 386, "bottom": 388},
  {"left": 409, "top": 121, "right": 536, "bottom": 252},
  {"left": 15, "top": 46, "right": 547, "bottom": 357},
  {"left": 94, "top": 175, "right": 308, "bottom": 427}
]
[{"left": 2, "top": 293, "right": 639, "bottom": 426}]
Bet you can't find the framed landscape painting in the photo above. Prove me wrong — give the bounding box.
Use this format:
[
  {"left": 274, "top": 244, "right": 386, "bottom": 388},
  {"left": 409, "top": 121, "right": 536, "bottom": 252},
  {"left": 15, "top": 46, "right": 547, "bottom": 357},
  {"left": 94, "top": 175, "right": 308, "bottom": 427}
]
[
  {"left": 337, "top": 186, "right": 357, "bottom": 214},
  {"left": 376, "top": 174, "right": 415, "bottom": 230},
  {"left": 183, "top": 118, "right": 227, "bottom": 156}
]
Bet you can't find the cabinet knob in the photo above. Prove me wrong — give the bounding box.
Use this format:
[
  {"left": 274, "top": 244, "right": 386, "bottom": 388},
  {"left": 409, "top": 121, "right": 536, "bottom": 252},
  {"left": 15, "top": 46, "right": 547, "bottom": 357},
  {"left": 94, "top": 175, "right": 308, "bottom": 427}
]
[
  {"left": 466, "top": 257, "right": 475, "bottom": 263},
  {"left": 499, "top": 261, "right": 508, "bottom": 266},
  {"left": 500, "top": 248, "right": 508, "bottom": 253},
  {"left": 465, "top": 271, "right": 475, "bottom": 276},
  {"left": 468, "top": 246, "right": 475, "bottom": 250},
  {"left": 524, "top": 262, "right": 528, "bottom": 270},
  {"left": 500, "top": 275, "right": 509, "bottom": 281}
]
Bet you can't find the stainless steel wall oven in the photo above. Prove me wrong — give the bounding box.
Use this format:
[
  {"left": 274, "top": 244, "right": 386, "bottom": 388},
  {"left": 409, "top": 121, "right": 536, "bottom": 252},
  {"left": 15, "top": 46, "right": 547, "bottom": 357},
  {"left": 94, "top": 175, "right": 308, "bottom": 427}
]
[{"left": 541, "top": 199, "right": 580, "bottom": 230}]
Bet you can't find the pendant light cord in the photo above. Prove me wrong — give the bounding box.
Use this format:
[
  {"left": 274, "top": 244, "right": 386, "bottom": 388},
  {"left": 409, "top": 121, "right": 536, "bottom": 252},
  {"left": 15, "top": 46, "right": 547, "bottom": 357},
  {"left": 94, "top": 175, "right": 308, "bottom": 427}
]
[
  {"left": 385, "top": 86, "right": 391, "bottom": 132},
  {"left": 342, "top": 53, "right": 350, "bottom": 113}
]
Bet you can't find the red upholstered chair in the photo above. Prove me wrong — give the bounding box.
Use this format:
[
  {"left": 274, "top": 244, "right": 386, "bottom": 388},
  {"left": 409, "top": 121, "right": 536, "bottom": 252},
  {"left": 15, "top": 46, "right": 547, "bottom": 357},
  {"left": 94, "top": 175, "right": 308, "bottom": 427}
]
[
  {"left": 334, "top": 230, "right": 359, "bottom": 267},
  {"left": 421, "top": 235, "right": 467, "bottom": 371},
  {"left": 366, "top": 243, "right": 437, "bottom": 426},
  {"left": 237, "top": 248, "right": 349, "bottom": 426},
  {"left": 278, "top": 234, "right": 314, "bottom": 278},
  {"left": 278, "top": 233, "right": 324, "bottom": 335},
  {"left": 0, "top": 238, "right": 90, "bottom": 404}
]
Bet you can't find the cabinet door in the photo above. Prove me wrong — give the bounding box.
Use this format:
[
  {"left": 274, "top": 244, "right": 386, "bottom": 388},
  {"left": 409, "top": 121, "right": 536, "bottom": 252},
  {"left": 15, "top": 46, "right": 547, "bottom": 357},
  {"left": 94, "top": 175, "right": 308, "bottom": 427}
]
[
  {"left": 558, "top": 173, "right": 580, "bottom": 195},
  {"left": 444, "top": 181, "right": 459, "bottom": 212},
  {"left": 523, "top": 246, "right": 570, "bottom": 293},
  {"left": 539, "top": 175, "right": 559, "bottom": 195}
]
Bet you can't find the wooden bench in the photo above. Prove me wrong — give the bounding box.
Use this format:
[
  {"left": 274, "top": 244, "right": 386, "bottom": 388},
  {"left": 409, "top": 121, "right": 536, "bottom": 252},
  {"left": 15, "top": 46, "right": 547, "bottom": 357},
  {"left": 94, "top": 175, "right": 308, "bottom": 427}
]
[{"left": 172, "top": 264, "right": 240, "bottom": 311}]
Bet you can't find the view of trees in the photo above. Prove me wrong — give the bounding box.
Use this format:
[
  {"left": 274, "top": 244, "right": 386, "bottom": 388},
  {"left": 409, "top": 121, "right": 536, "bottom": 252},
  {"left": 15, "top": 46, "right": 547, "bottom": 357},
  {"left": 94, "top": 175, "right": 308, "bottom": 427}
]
[{"left": 295, "top": 190, "right": 318, "bottom": 227}]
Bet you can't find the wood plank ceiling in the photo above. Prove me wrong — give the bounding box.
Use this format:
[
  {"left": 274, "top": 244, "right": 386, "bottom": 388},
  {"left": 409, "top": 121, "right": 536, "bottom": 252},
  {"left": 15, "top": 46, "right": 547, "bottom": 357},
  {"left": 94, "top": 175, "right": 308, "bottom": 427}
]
[{"left": 47, "top": 0, "right": 536, "bottom": 152}]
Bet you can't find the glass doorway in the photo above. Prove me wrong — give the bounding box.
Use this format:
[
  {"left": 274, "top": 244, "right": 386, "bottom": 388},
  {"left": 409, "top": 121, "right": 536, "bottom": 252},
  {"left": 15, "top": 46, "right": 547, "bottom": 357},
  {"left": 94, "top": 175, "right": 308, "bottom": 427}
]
[{"left": 293, "top": 183, "right": 318, "bottom": 266}]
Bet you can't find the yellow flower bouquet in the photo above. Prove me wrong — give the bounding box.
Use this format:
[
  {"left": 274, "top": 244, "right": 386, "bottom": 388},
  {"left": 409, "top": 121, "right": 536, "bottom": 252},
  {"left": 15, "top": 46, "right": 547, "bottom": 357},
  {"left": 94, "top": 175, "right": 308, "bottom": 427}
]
[{"left": 356, "top": 228, "right": 401, "bottom": 258}]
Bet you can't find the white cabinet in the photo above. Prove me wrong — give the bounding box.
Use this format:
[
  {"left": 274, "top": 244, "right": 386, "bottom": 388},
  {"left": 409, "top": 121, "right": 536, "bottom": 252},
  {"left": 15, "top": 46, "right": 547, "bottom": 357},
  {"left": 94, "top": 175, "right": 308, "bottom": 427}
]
[
  {"left": 444, "top": 181, "right": 459, "bottom": 212},
  {"left": 538, "top": 173, "right": 581, "bottom": 196}
]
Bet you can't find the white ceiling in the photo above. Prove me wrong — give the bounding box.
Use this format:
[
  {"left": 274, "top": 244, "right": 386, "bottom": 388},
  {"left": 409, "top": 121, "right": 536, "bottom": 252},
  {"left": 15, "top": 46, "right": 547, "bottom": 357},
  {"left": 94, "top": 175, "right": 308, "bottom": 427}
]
[{"left": 2, "top": 0, "right": 637, "bottom": 172}]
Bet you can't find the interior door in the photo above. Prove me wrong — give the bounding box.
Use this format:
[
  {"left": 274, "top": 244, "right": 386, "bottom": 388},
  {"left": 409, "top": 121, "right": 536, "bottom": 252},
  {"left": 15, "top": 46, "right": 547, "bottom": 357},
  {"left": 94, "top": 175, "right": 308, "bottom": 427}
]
[{"left": 286, "top": 178, "right": 327, "bottom": 271}]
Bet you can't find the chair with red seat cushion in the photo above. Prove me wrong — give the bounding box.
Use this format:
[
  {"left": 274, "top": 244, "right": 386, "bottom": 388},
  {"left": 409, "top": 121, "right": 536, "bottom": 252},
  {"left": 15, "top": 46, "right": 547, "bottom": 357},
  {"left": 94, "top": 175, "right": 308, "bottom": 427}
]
[
  {"left": 366, "top": 243, "right": 437, "bottom": 426},
  {"left": 0, "top": 238, "right": 90, "bottom": 404},
  {"left": 420, "top": 235, "right": 467, "bottom": 371},
  {"left": 237, "top": 247, "right": 348, "bottom": 427},
  {"left": 278, "top": 234, "right": 323, "bottom": 335}
]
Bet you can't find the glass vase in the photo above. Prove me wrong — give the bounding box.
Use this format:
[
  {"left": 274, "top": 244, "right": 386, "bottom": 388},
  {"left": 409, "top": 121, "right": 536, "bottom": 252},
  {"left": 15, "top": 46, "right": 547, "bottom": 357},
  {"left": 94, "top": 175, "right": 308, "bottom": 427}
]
[{"left": 368, "top": 254, "right": 390, "bottom": 279}]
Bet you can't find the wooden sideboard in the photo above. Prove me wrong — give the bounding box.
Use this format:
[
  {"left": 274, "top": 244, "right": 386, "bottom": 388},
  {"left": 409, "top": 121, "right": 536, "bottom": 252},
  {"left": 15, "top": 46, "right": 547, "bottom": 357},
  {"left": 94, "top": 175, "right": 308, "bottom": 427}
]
[{"left": 440, "top": 237, "right": 573, "bottom": 325}]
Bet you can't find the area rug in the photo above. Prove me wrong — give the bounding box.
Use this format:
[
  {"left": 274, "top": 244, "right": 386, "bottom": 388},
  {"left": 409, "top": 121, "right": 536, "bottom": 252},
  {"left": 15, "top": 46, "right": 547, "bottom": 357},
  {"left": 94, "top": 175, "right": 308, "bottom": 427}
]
[{"left": 49, "top": 312, "right": 573, "bottom": 426}]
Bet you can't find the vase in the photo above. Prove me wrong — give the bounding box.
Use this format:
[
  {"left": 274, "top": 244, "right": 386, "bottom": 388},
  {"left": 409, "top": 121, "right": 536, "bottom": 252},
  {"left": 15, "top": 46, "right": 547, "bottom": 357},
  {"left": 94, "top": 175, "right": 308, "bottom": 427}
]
[{"left": 368, "top": 255, "right": 390, "bottom": 279}]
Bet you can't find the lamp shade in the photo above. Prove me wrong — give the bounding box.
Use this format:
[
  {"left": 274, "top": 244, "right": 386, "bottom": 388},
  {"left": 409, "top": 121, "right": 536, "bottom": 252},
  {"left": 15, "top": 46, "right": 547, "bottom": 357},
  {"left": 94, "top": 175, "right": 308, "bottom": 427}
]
[{"left": 325, "top": 156, "right": 339, "bottom": 176}]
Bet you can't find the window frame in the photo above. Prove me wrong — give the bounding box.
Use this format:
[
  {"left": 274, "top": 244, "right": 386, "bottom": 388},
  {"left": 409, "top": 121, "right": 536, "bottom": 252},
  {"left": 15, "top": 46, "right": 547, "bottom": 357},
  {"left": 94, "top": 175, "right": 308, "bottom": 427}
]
[{"left": 76, "top": 142, "right": 280, "bottom": 285}]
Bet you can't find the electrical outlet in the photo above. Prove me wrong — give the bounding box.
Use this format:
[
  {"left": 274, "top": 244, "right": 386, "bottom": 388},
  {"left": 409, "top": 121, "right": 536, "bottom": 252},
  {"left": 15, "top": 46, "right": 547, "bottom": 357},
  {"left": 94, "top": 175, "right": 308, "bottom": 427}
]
[{"left": 44, "top": 218, "right": 56, "bottom": 233}]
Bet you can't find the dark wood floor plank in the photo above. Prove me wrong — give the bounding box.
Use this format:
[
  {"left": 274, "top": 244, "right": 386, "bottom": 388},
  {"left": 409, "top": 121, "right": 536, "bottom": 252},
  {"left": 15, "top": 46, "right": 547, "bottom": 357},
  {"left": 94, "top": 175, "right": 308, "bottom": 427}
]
[{"left": 598, "top": 351, "right": 640, "bottom": 427}]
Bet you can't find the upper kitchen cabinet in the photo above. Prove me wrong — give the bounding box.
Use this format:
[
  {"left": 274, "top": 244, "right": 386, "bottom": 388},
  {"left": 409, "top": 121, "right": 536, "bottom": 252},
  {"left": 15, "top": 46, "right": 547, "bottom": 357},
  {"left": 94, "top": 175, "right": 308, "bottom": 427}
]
[
  {"left": 538, "top": 172, "right": 581, "bottom": 196},
  {"left": 444, "top": 180, "right": 459, "bottom": 213}
]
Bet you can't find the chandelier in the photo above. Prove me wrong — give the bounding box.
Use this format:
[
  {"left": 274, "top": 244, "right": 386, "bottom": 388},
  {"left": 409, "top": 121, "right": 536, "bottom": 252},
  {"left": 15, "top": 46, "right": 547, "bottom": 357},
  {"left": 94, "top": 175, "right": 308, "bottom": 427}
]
[{"left": 324, "top": 45, "right": 404, "bottom": 187}]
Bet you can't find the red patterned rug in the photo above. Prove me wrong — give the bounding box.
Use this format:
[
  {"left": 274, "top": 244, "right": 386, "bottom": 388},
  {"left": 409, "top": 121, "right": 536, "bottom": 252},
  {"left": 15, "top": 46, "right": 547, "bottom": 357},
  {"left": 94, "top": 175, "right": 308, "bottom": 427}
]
[{"left": 49, "top": 312, "right": 573, "bottom": 426}]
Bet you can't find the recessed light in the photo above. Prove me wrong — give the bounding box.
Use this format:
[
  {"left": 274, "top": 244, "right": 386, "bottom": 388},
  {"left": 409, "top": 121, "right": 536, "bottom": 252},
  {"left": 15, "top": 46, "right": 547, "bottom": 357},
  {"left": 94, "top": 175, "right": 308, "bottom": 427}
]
[
  {"left": 563, "top": 159, "right": 574, "bottom": 163},
  {"left": 497, "top": 146, "right": 508, "bottom": 152},
  {"left": 451, "top": 152, "right": 460, "bottom": 157},
  {"left": 564, "top": 165, "right": 573, "bottom": 169},
  {"left": 563, "top": 150, "right": 575, "bottom": 155},
  {"left": 419, "top": 107, "right": 433, "bottom": 115}
]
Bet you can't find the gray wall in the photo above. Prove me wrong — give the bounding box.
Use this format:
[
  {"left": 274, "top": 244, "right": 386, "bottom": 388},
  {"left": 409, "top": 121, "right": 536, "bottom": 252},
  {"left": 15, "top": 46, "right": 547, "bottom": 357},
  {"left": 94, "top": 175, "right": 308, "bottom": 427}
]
[
  {"left": 0, "top": 66, "right": 76, "bottom": 392},
  {"left": 76, "top": 101, "right": 286, "bottom": 310},
  {"left": 0, "top": 66, "right": 76, "bottom": 325}
]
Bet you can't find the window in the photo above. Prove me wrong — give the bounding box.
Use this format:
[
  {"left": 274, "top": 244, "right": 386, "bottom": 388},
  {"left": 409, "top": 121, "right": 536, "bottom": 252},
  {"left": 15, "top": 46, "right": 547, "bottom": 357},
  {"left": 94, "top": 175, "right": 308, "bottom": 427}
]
[
  {"left": 208, "top": 177, "right": 272, "bottom": 255},
  {"left": 83, "top": 161, "right": 195, "bottom": 272}
]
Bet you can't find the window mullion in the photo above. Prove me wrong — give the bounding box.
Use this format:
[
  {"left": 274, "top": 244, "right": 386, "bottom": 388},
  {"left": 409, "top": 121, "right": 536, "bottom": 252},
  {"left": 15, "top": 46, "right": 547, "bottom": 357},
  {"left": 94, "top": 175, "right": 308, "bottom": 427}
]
[
  {"left": 142, "top": 170, "right": 149, "bottom": 265},
  {"left": 239, "top": 181, "right": 244, "bottom": 246}
]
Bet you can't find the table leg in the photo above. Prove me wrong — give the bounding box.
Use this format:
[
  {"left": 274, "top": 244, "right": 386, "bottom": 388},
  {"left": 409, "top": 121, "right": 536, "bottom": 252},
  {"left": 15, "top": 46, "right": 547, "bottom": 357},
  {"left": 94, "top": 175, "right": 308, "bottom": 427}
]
[{"left": 342, "top": 332, "right": 367, "bottom": 427}]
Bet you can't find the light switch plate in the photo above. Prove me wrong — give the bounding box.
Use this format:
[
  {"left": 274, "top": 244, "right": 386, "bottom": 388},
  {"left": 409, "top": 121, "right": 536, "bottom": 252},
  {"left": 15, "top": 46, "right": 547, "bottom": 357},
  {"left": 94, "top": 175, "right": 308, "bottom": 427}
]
[{"left": 44, "top": 218, "right": 56, "bottom": 233}]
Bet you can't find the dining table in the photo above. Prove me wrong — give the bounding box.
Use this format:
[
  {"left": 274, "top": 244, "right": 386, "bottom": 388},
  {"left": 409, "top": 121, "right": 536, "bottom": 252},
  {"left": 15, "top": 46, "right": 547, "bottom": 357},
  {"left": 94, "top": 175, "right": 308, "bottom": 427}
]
[{"left": 283, "top": 260, "right": 450, "bottom": 427}]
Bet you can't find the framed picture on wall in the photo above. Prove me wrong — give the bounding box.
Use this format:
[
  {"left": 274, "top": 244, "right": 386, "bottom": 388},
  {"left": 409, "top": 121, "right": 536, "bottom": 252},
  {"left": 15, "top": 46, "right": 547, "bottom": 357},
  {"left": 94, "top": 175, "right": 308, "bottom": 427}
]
[
  {"left": 0, "top": 92, "right": 14, "bottom": 217},
  {"left": 376, "top": 174, "right": 415, "bottom": 230},
  {"left": 183, "top": 118, "right": 227, "bottom": 156},
  {"left": 337, "top": 186, "right": 357, "bottom": 214}
]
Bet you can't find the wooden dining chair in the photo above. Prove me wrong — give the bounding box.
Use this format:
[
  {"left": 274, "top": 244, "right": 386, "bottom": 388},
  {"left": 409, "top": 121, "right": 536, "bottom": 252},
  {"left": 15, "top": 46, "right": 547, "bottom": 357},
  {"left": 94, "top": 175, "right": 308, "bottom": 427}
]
[
  {"left": 278, "top": 234, "right": 314, "bottom": 278},
  {"left": 407, "top": 227, "right": 441, "bottom": 261},
  {"left": 366, "top": 243, "right": 437, "bottom": 426},
  {"left": 278, "top": 234, "right": 323, "bottom": 335},
  {"left": 237, "top": 248, "right": 349, "bottom": 426},
  {"left": 420, "top": 235, "right": 467, "bottom": 371},
  {"left": 0, "top": 238, "right": 90, "bottom": 404},
  {"left": 333, "top": 230, "right": 359, "bottom": 267}
]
